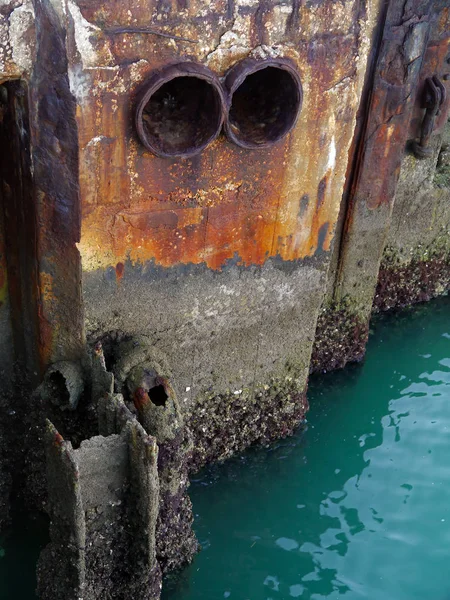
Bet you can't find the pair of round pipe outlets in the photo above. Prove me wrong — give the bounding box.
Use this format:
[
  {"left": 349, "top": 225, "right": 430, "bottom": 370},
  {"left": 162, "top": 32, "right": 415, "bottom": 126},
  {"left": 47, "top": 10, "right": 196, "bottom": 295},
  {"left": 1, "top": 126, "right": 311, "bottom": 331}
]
[{"left": 135, "top": 58, "right": 303, "bottom": 158}]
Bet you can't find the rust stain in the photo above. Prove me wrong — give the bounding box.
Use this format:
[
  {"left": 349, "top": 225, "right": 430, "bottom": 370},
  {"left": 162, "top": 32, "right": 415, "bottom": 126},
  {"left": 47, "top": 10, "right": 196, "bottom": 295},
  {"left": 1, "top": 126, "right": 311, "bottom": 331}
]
[
  {"left": 133, "top": 387, "right": 151, "bottom": 413},
  {"left": 37, "top": 270, "right": 58, "bottom": 370},
  {"left": 352, "top": 0, "right": 450, "bottom": 212},
  {"left": 71, "top": 0, "right": 379, "bottom": 273},
  {"left": 54, "top": 431, "right": 64, "bottom": 447},
  {"left": 409, "top": 37, "right": 450, "bottom": 139},
  {"left": 317, "top": 176, "right": 327, "bottom": 209}
]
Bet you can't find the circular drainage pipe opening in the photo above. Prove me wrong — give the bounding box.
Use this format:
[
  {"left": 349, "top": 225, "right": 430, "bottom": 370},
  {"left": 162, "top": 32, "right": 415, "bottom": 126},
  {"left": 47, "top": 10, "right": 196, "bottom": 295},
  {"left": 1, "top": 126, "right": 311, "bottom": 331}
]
[
  {"left": 225, "top": 59, "right": 302, "bottom": 149},
  {"left": 136, "top": 63, "right": 226, "bottom": 158}
]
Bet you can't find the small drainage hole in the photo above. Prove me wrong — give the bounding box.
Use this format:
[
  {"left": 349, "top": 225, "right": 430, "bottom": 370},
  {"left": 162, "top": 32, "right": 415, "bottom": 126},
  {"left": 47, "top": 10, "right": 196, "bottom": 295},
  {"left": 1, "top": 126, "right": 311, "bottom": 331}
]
[
  {"left": 141, "top": 76, "right": 222, "bottom": 156},
  {"left": 149, "top": 384, "right": 168, "bottom": 407},
  {"left": 228, "top": 67, "right": 300, "bottom": 146}
]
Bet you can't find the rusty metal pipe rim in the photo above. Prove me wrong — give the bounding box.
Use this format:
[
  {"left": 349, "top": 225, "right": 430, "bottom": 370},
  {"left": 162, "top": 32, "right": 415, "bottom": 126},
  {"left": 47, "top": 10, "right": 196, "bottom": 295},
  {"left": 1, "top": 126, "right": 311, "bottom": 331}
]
[
  {"left": 224, "top": 57, "right": 303, "bottom": 149},
  {"left": 135, "top": 62, "right": 227, "bottom": 158}
]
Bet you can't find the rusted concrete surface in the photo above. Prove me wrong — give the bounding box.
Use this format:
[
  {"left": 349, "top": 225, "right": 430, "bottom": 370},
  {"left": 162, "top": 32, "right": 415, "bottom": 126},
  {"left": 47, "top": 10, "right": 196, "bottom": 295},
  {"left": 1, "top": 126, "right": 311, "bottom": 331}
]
[
  {"left": 312, "top": 0, "right": 450, "bottom": 373},
  {"left": 74, "top": 2, "right": 376, "bottom": 273},
  {"left": 57, "top": 0, "right": 381, "bottom": 420},
  {"left": 4, "top": 0, "right": 450, "bottom": 597},
  {"left": 0, "top": 0, "right": 384, "bottom": 406},
  {"left": 28, "top": 0, "right": 85, "bottom": 369},
  {"left": 374, "top": 6, "right": 450, "bottom": 312},
  {"left": 374, "top": 124, "right": 450, "bottom": 311}
]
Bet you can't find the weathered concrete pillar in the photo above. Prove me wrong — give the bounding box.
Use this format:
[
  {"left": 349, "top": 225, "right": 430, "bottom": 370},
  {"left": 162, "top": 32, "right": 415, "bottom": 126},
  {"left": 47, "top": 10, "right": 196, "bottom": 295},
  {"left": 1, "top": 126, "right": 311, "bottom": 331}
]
[
  {"left": 71, "top": 0, "right": 382, "bottom": 466},
  {"left": 375, "top": 129, "right": 450, "bottom": 311},
  {"left": 311, "top": 0, "right": 449, "bottom": 373},
  {"left": 1, "top": 0, "right": 385, "bottom": 466},
  {"left": 374, "top": 7, "right": 450, "bottom": 311}
]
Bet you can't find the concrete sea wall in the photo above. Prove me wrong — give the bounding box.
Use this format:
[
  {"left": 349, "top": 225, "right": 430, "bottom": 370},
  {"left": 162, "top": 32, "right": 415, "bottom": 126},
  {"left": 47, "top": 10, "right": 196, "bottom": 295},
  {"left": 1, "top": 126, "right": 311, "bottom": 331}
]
[{"left": 0, "top": 0, "right": 449, "bottom": 597}]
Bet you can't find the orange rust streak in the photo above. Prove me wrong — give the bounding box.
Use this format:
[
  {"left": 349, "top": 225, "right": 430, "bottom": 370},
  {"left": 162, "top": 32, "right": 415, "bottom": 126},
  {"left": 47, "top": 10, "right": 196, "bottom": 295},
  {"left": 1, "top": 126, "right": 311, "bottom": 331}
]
[
  {"left": 133, "top": 387, "right": 150, "bottom": 413},
  {"left": 78, "top": 43, "right": 360, "bottom": 272}
]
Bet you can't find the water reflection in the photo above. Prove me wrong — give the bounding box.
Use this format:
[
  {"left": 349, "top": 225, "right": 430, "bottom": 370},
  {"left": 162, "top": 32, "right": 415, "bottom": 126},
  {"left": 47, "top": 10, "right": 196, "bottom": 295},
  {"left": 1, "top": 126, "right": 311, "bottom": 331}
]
[{"left": 163, "top": 297, "right": 450, "bottom": 600}]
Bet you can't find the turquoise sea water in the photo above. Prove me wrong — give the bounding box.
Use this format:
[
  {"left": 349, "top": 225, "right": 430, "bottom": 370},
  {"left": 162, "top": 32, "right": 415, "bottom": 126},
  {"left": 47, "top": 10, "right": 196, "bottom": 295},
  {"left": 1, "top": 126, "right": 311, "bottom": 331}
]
[
  {"left": 163, "top": 297, "right": 450, "bottom": 600},
  {"left": 1, "top": 297, "right": 450, "bottom": 599},
  {"left": 0, "top": 513, "right": 47, "bottom": 599}
]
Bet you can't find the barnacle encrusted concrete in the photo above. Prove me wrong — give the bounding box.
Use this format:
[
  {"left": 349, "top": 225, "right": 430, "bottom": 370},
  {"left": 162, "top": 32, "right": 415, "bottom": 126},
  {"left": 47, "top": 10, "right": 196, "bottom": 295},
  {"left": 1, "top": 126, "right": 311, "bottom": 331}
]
[
  {"left": 1, "top": 0, "right": 449, "bottom": 598},
  {"left": 188, "top": 378, "right": 308, "bottom": 472},
  {"left": 310, "top": 300, "right": 369, "bottom": 374}
]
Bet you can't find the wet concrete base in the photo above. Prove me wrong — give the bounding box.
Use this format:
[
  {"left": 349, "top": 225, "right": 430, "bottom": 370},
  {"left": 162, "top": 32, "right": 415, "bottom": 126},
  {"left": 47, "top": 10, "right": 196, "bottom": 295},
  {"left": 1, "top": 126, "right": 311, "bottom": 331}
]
[{"left": 12, "top": 348, "right": 310, "bottom": 600}]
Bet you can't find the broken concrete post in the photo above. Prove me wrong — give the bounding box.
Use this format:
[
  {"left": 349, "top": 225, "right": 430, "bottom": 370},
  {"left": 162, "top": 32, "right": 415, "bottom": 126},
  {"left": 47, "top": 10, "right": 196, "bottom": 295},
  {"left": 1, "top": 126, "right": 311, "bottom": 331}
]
[
  {"left": 45, "top": 361, "right": 84, "bottom": 411},
  {"left": 23, "top": 361, "right": 90, "bottom": 514},
  {"left": 132, "top": 382, "right": 199, "bottom": 573},
  {"left": 39, "top": 397, "right": 161, "bottom": 600},
  {"left": 38, "top": 421, "right": 85, "bottom": 600},
  {"left": 126, "top": 419, "right": 162, "bottom": 597},
  {"left": 98, "top": 392, "right": 133, "bottom": 438}
]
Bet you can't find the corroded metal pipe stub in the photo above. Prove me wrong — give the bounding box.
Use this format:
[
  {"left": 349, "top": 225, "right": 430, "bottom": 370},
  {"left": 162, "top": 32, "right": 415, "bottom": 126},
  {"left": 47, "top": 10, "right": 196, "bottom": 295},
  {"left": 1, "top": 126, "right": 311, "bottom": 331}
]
[
  {"left": 224, "top": 58, "right": 303, "bottom": 149},
  {"left": 135, "top": 62, "right": 226, "bottom": 158}
]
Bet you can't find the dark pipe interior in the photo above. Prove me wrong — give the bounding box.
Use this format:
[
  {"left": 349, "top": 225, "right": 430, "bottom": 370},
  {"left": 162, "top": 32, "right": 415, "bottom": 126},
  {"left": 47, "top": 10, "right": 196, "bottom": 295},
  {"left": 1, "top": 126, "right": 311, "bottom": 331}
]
[
  {"left": 228, "top": 67, "right": 300, "bottom": 146},
  {"left": 141, "top": 76, "right": 222, "bottom": 156},
  {"left": 48, "top": 372, "right": 70, "bottom": 406},
  {"left": 149, "top": 384, "right": 168, "bottom": 407}
]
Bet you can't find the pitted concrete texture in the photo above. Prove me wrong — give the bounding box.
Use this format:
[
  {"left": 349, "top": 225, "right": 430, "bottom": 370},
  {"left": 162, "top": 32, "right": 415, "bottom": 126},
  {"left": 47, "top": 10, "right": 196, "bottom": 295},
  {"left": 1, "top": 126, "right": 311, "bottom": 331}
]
[
  {"left": 188, "top": 383, "right": 308, "bottom": 471},
  {"left": 386, "top": 133, "right": 450, "bottom": 262},
  {"left": 84, "top": 256, "right": 327, "bottom": 412},
  {"left": 76, "top": 433, "right": 131, "bottom": 600},
  {"left": 0, "top": 0, "right": 35, "bottom": 83},
  {"left": 310, "top": 301, "right": 369, "bottom": 374},
  {"left": 75, "top": 434, "right": 127, "bottom": 513}
]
